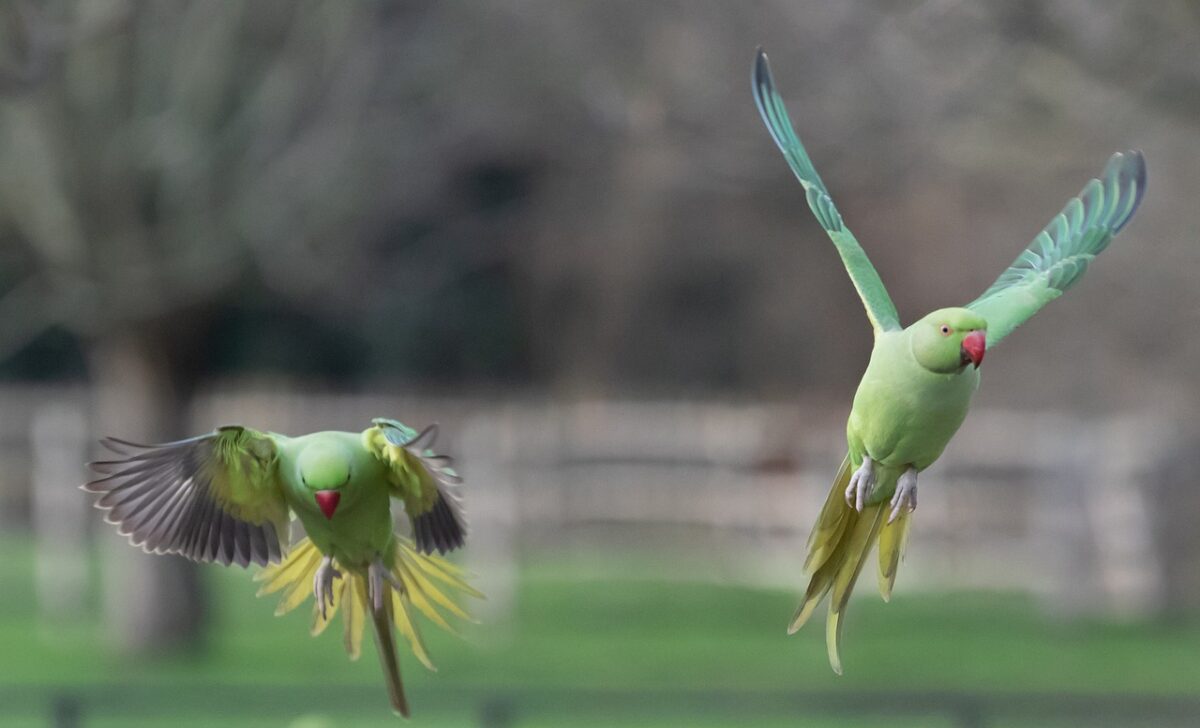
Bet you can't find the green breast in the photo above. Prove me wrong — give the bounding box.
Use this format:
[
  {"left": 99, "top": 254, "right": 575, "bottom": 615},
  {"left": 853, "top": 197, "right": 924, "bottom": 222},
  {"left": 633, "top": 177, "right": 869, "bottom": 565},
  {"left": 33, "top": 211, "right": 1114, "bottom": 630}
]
[
  {"left": 276, "top": 431, "right": 394, "bottom": 567},
  {"left": 848, "top": 331, "right": 979, "bottom": 471}
]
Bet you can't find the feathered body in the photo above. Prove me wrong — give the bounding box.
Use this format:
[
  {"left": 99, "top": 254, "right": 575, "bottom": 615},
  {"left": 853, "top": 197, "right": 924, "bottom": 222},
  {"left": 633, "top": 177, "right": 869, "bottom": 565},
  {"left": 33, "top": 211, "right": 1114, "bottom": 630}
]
[
  {"left": 279, "top": 431, "right": 394, "bottom": 567},
  {"left": 753, "top": 48, "right": 1146, "bottom": 673},
  {"left": 849, "top": 326, "right": 981, "bottom": 481}
]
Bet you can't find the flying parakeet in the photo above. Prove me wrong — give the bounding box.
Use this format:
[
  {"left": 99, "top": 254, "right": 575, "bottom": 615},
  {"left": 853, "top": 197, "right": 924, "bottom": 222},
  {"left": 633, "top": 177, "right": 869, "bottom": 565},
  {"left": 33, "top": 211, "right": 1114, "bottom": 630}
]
[
  {"left": 752, "top": 49, "right": 1146, "bottom": 673},
  {"left": 83, "top": 418, "right": 481, "bottom": 717}
]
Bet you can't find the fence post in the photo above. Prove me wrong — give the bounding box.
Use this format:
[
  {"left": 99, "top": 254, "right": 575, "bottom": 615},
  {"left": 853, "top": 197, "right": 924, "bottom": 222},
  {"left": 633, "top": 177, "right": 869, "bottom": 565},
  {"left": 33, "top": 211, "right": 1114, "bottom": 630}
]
[
  {"left": 1032, "top": 414, "right": 1102, "bottom": 616},
  {"left": 461, "top": 406, "right": 519, "bottom": 630},
  {"left": 31, "top": 401, "right": 90, "bottom": 625},
  {"left": 1086, "top": 415, "right": 1165, "bottom": 617}
]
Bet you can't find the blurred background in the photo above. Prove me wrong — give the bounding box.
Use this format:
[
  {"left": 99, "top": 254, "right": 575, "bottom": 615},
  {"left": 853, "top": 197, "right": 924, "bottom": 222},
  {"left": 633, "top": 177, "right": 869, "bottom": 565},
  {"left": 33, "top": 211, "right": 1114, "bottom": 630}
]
[{"left": 0, "top": 1, "right": 1198, "bottom": 726}]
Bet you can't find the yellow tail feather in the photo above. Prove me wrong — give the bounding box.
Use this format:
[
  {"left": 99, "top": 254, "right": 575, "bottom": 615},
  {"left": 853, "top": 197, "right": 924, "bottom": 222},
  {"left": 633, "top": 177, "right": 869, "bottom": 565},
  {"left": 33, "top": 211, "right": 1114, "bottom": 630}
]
[
  {"left": 256, "top": 536, "right": 482, "bottom": 668},
  {"left": 803, "top": 457, "right": 854, "bottom": 574},
  {"left": 791, "top": 455, "right": 901, "bottom": 674},
  {"left": 826, "top": 504, "right": 884, "bottom": 674},
  {"left": 393, "top": 587, "right": 435, "bottom": 670},
  {"left": 789, "top": 507, "right": 857, "bottom": 633},
  {"left": 344, "top": 578, "right": 367, "bottom": 660},
  {"left": 877, "top": 510, "right": 912, "bottom": 602},
  {"left": 789, "top": 457, "right": 856, "bottom": 632}
]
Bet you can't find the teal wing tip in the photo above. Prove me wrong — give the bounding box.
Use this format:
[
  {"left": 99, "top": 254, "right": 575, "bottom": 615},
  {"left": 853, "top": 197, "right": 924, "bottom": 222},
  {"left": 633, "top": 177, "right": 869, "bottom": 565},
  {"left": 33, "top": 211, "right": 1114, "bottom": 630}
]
[
  {"left": 1108, "top": 149, "right": 1147, "bottom": 234},
  {"left": 751, "top": 46, "right": 774, "bottom": 119},
  {"left": 754, "top": 45, "right": 769, "bottom": 80}
]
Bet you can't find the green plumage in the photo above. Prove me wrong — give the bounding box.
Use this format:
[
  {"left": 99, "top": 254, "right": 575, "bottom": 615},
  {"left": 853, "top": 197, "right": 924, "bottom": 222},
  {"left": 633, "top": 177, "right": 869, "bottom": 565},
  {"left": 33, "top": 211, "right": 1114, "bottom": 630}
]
[
  {"left": 753, "top": 50, "right": 902, "bottom": 334},
  {"left": 753, "top": 48, "right": 1146, "bottom": 673},
  {"left": 967, "top": 151, "right": 1146, "bottom": 347},
  {"left": 84, "top": 418, "right": 475, "bottom": 717}
]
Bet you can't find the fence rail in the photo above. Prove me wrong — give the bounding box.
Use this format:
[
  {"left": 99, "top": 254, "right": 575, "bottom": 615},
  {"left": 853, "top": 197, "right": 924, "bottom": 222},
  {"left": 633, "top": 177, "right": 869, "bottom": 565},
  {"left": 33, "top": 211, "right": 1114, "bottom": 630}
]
[{"left": 0, "top": 384, "right": 1183, "bottom": 622}]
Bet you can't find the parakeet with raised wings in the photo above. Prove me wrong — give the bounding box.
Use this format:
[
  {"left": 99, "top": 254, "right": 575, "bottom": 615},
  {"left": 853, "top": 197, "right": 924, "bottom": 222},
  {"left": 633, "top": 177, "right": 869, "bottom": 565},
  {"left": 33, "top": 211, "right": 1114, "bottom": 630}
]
[
  {"left": 84, "top": 418, "right": 481, "bottom": 718},
  {"left": 752, "top": 48, "right": 1146, "bottom": 673}
]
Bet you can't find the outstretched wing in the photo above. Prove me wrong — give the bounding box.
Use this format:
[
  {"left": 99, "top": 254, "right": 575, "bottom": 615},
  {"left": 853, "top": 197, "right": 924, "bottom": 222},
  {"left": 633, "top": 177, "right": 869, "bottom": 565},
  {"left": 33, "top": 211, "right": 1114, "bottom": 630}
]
[
  {"left": 966, "top": 151, "right": 1146, "bottom": 348},
  {"left": 84, "top": 426, "right": 289, "bottom": 567},
  {"left": 364, "top": 418, "right": 466, "bottom": 555},
  {"left": 753, "top": 48, "right": 902, "bottom": 333}
]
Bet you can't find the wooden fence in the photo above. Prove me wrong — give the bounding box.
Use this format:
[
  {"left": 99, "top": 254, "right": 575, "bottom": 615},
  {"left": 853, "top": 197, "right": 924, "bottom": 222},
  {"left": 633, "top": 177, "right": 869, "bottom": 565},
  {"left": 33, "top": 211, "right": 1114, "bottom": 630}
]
[{"left": 0, "top": 384, "right": 1179, "bottom": 623}]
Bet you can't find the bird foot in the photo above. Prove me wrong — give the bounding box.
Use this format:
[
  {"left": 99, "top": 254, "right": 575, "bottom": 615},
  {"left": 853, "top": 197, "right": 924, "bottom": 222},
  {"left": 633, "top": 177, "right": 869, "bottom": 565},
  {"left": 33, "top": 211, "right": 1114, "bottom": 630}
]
[
  {"left": 844, "top": 457, "right": 876, "bottom": 511},
  {"left": 367, "top": 555, "right": 403, "bottom": 613},
  {"left": 313, "top": 555, "right": 341, "bottom": 620},
  {"left": 889, "top": 468, "right": 917, "bottom": 524}
]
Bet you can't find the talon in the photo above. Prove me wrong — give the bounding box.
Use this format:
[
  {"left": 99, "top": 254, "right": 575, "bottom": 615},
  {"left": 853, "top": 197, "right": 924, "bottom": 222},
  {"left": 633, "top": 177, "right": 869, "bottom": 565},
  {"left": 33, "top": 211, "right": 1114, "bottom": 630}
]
[
  {"left": 888, "top": 467, "right": 918, "bottom": 524},
  {"left": 313, "top": 556, "right": 341, "bottom": 621},
  {"left": 845, "top": 457, "right": 876, "bottom": 512}
]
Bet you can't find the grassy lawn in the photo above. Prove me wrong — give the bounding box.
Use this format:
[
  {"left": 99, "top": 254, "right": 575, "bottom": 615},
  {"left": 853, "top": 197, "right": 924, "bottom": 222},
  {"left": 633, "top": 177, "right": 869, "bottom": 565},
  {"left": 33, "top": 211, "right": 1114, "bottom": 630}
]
[{"left": 2, "top": 534, "right": 1200, "bottom": 726}]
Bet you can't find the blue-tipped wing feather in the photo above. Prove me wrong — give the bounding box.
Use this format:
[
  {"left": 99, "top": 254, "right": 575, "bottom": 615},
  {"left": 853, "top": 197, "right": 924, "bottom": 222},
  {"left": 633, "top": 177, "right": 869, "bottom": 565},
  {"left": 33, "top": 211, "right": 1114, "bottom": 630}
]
[
  {"left": 966, "top": 151, "right": 1146, "bottom": 347},
  {"left": 753, "top": 48, "right": 902, "bottom": 333}
]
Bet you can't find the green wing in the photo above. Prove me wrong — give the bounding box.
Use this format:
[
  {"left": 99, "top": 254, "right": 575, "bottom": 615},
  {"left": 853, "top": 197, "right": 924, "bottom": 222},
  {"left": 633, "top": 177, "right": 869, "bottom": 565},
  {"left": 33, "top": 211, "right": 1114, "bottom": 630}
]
[
  {"left": 753, "top": 49, "right": 902, "bottom": 333},
  {"left": 966, "top": 151, "right": 1146, "bottom": 348},
  {"left": 365, "top": 418, "right": 466, "bottom": 555},
  {"left": 85, "top": 426, "right": 289, "bottom": 566}
]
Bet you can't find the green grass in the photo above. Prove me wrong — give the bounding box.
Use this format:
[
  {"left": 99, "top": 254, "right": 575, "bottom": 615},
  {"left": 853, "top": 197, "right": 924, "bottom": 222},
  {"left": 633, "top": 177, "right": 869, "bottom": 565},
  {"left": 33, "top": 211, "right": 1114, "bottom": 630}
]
[{"left": 2, "top": 534, "right": 1200, "bottom": 726}]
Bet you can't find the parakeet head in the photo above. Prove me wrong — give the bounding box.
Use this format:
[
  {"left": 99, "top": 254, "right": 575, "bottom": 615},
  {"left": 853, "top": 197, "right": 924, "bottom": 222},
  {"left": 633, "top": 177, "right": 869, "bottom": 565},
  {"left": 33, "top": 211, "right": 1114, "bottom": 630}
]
[
  {"left": 909, "top": 308, "right": 987, "bottom": 374},
  {"left": 297, "top": 444, "right": 352, "bottom": 519}
]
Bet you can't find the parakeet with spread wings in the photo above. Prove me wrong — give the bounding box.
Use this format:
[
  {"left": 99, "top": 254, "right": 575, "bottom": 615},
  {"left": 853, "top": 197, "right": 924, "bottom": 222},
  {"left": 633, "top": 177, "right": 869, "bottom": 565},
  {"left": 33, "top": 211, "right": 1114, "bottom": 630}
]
[
  {"left": 753, "top": 48, "right": 1146, "bottom": 673},
  {"left": 84, "top": 418, "right": 481, "bottom": 718}
]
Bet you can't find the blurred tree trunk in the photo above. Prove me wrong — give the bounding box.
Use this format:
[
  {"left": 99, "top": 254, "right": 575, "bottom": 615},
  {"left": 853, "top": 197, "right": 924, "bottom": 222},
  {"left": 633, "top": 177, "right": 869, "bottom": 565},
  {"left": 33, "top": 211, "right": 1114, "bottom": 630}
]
[
  {"left": 0, "top": 0, "right": 419, "bottom": 653},
  {"left": 90, "top": 329, "right": 205, "bottom": 653}
]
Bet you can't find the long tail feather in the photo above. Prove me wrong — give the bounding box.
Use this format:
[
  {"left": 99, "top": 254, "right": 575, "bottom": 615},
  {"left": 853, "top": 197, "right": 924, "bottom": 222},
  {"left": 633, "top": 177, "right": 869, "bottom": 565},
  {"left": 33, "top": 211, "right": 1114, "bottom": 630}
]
[
  {"left": 392, "top": 586, "right": 435, "bottom": 670},
  {"left": 877, "top": 510, "right": 912, "bottom": 602},
  {"left": 826, "top": 505, "right": 885, "bottom": 674},
  {"left": 345, "top": 578, "right": 367, "bottom": 660},
  {"left": 803, "top": 457, "right": 854, "bottom": 573},
  {"left": 370, "top": 586, "right": 410, "bottom": 717},
  {"left": 791, "top": 455, "right": 896, "bottom": 674},
  {"left": 790, "top": 457, "right": 855, "bottom": 631},
  {"left": 789, "top": 506, "right": 858, "bottom": 633}
]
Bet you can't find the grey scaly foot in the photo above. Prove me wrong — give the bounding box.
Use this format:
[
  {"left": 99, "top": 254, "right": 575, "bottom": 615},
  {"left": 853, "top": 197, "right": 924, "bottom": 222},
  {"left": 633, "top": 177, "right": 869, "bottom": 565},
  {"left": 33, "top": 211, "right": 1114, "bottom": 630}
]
[
  {"left": 313, "top": 555, "right": 341, "bottom": 620},
  {"left": 889, "top": 467, "right": 918, "bottom": 524},
  {"left": 367, "top": 555, "right": 404, "bottom": 613},
  {"left": 844, "top": 457, "right": 876, "bottom": 512}
]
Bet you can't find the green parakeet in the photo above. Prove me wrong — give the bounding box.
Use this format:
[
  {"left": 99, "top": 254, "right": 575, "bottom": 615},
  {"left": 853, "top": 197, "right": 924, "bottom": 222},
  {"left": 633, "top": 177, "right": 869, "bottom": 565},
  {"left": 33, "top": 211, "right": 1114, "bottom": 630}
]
[
  {"left": 84, "top": 418, "right": 481, "bottom": 717},
  {"left": 753, "top": 49, "right": 1146, "bottom": 673}
]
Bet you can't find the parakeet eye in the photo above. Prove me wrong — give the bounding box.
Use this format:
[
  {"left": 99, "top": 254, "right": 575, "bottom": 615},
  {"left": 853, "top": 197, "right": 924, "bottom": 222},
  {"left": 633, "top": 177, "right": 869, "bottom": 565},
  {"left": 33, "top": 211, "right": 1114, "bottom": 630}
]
[{"left": 939, "top": 325, "right": 952, "bottom": 336}]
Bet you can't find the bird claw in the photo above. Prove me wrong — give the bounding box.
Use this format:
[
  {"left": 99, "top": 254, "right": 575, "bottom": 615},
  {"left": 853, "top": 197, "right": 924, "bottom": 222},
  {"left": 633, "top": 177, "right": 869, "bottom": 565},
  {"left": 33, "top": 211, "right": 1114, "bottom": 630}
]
[
  {"left": 844, "top": 457, "right": 876, "bottom": 512},
  {"left": 889, "top": 468, "right": 918, "bottom": 524},
  {"left": 367, "top": 555, "right": 403, "bottom": 613},
  {"left": 313, "top": 556, "right": 341, "bottom": 621}
]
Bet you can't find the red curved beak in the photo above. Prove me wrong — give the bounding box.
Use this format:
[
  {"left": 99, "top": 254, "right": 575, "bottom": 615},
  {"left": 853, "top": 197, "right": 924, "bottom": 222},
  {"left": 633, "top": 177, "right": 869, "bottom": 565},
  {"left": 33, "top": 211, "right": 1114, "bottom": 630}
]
[
  {"left": 314, "top": 490, "right": 341, "bottom": 520},
  {"left": 961, "top": 330, "right": 986, "bottom": 369}
]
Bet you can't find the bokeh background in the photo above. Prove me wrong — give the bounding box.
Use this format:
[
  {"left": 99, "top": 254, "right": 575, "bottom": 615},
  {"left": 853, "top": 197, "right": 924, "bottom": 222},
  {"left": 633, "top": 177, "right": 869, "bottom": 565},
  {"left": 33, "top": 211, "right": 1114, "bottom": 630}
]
[{"left": 1, "top": 1, "right": 1198, "bottom": 726}]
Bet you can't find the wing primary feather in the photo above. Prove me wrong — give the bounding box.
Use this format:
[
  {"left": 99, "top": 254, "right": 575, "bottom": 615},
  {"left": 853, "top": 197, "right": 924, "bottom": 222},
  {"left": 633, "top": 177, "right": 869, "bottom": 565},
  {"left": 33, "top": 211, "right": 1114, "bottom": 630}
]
[
  {"left": 412, "top": 492, "right": 466, "bottom": 555},
  {"left": 85, "top": 429, "right": 286, "bottom": 567},
  {"left": 966, "top": 150, "right": 1146, "bottom": 347},
  {"left": 752, "top": 48, "right": 901, "bottom": 333}
]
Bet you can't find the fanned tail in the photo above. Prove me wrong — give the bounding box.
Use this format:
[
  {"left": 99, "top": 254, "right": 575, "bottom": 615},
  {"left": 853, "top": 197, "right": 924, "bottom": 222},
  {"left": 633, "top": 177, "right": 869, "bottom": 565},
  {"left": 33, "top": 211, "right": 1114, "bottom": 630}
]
[
  {"left": 255, "top": 536, "right": 483, "bottom": 715},
  {"left": 790, "top": 455, "right": 902, "bottom": 674}
]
